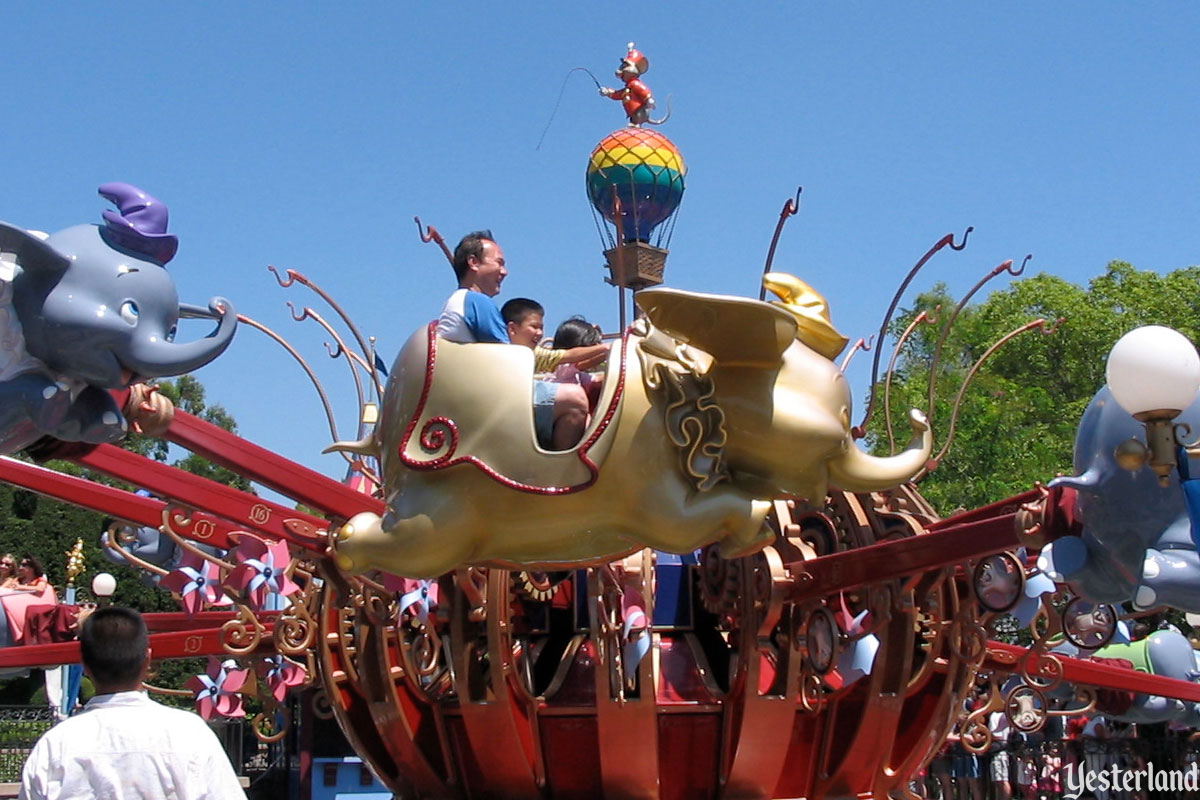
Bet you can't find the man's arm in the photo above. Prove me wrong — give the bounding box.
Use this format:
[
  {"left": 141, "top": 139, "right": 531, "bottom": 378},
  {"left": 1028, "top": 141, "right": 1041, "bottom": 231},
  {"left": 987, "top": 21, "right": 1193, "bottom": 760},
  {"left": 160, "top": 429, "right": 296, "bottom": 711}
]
[
  {"left": 18, "top": 739, "right": 49, "bottom": 800},
  {"left": 463, "top": 293, "right": 510, "bottom": 344}
]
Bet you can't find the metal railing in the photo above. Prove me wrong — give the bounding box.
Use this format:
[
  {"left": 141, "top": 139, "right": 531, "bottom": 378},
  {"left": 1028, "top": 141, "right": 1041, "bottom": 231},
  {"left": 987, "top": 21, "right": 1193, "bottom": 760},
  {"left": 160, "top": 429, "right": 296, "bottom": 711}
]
[
  {"left": 0, "top": 706, "right": 55, "bottom": 783},
  {"left": 0, "top": 704, "right": 292, "bottom": 795}
]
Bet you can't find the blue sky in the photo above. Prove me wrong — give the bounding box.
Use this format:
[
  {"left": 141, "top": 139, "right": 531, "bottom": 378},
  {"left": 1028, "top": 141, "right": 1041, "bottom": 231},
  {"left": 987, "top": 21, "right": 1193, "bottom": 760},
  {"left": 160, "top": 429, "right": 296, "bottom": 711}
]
[{"left": 3, "top": 4, "right": 1198, "bottom": 491}]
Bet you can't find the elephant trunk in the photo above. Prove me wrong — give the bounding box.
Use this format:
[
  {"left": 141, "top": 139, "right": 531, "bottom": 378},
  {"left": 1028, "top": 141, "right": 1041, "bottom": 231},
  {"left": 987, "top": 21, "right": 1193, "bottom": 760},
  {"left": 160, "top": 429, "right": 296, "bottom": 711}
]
[
  {"left": 827, "top": 409, "right": 932, "bottom": 492},
  {"left": 125, "top": 297, "right": 238, "bottom": 378}
]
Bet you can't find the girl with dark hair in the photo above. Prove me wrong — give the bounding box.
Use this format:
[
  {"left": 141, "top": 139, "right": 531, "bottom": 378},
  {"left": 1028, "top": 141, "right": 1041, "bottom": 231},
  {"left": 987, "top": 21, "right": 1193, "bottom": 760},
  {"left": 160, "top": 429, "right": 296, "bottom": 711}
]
[
  {"left": 551, "top": 316, "right": 603, "bottom": 350},
  {"left": 548, "top": 316, "right": 607, "bottom": 422}
]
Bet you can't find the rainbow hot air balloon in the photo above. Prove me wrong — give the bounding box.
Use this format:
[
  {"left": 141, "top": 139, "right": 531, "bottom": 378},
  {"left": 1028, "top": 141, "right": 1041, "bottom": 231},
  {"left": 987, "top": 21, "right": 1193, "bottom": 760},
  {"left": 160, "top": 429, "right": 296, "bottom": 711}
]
[{"left": 587, "top": 127, "right": 686, "bottom": 245}]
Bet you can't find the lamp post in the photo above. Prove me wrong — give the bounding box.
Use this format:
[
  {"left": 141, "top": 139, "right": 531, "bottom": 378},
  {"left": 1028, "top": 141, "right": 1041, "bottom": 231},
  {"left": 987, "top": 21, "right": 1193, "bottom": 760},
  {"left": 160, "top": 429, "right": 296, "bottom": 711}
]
[
  {"left": 91, "top": 572, "right": 116, "bottom": 606},
  {"left": 1106, "top": 325, "right": 1200, "bottom": 486}
]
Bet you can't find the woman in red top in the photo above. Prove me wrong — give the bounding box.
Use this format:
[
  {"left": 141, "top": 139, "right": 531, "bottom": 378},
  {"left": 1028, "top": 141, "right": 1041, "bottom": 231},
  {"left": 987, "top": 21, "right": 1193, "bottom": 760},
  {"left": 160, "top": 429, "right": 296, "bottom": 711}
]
[{"left": 15, "top": 556, "right": 50, "bottom": 593}]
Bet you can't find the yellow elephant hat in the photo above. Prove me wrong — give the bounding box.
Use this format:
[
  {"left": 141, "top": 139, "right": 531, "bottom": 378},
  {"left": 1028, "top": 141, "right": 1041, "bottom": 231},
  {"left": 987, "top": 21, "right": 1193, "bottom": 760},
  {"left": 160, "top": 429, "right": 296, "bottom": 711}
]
[{"left": 762, "top": 273, "right": 850, "bottom": 360}]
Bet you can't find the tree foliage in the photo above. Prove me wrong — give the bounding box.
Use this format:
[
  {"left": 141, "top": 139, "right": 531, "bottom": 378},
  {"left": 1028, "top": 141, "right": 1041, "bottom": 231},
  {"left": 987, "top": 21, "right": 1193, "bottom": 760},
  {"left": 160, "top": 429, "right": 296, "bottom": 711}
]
[{"left": 874, "top": 261, "right": 1200, "bottom": 515}]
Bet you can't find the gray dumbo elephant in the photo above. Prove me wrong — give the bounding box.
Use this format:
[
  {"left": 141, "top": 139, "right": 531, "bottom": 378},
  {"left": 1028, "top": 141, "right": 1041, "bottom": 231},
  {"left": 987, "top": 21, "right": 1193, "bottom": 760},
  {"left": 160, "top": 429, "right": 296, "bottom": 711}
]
[
  {"left": 1038, "top": 630, "right": 1200, "bottom": 727},
  {"left": 1090, "top": 630, "right": 1200, "bottom": 726},
  {"left": 1043, "top": 386, "right": 1200, "bottom": 610},
  {"left": 0, "top": 183, "right": 237, "bottom": 453}
]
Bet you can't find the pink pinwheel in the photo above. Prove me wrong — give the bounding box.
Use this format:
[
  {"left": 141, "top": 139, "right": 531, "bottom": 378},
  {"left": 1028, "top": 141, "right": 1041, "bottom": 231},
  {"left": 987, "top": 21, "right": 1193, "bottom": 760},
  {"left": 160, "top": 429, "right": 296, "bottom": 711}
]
[
  {"left": 187, "top": 657, "right": 250, "bottom": 720},
  {"left": 256, "top": 655, "right": 307, "bottom": 703},
  {"left": 160, "top": 553, "right": 231, "bottom": 616},
  {"left": 834, "top": 594, "right": 879, "bottom": 688},
  {"left": 621, "top": 583, "right": 651, "bottom": 672},
  {"left": 225, "top": 534, "right": 299, "bottom": 610},
  {"left": 397, "top": 578, "right": 439, "bottom": 627}
]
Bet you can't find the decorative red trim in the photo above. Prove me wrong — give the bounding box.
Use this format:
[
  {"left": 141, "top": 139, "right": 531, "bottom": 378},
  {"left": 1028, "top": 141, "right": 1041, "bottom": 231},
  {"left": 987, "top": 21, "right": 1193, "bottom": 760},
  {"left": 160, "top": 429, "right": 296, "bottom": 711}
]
[
  {"left": 417, "top": 417, "right": 458, "bottom": 464},
  {"left": 399, "top": 322, "right": 630, "bottom": 495}
]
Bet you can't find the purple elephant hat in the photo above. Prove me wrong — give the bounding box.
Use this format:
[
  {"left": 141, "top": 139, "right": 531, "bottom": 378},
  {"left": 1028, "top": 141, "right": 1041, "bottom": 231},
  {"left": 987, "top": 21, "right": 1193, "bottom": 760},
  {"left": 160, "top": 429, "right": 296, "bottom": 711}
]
[{"left": 98, "top": 182, "right": 179, "bottom": 265}]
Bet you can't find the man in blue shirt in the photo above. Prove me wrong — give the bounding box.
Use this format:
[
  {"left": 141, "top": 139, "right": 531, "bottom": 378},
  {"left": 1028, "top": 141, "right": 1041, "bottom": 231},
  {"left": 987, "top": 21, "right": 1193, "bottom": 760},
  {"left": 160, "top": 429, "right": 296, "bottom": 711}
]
[{"left": 437, "top": 230, "right": 510, "bottom": 343}]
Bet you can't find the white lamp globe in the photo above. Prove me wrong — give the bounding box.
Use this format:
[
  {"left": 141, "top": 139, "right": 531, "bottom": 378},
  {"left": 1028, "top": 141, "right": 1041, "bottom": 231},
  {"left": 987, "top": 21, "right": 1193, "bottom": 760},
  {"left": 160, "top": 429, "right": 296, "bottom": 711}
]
[
  {"left": 1106, "top": 325, "right": 1200, "bottom": 417},
  {"left": 91, "top": 572, "right": 117, "bottom": 598}
]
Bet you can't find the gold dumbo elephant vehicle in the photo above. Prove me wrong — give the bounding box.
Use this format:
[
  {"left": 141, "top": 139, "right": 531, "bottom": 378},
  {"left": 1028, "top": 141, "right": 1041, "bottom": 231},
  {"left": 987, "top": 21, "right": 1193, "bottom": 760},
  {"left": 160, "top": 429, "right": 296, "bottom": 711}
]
[{"left": 331, "top": 274, "right": 932, "bottom": 578}]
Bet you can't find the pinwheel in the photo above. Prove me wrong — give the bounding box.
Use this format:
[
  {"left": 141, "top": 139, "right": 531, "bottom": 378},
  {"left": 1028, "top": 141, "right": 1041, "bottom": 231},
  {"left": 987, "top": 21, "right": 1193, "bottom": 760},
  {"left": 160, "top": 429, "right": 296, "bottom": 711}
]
[
  {"left": 225, "top": 534, "right": 299, "bottom": 610},
  {"left": 187, "top": 657, "right": 250, "bottom": 720},
  {"left": 834, "top": 596, "right": 879, "bottom": 689},
  {"left": 160, "top": 552, "right": 231, "bottom": 616},
  {"left": 1012, "top": 569, "right": 1057, "bottom": 627},
  {"left": 257, "top": 655, "right": 307, "bottom": 703},
  {"left": 621, "top": 583, "right": 651, "bottom": 673},
  {"left": 398, "top": 578, "right": 439, "bottom": 627}
]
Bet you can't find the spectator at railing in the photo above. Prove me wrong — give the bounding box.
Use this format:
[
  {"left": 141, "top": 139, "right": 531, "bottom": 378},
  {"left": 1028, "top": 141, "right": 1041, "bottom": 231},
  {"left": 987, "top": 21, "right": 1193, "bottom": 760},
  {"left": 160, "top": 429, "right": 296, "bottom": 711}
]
[
  {"left": 13, "top": 557, "right": 49, "bottom": 594},
  {"left": 0, "top": 558, "right": 56, "bottom": 649},
  {"left": 0, "top": 554, "right": 19, "bottom": 590}
]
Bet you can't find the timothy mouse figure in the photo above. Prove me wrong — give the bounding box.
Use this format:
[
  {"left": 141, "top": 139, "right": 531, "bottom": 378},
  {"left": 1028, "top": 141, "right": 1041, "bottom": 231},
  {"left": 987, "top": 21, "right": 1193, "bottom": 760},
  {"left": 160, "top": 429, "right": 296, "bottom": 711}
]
[{"left": 599, "top": 42, "right": 669, "bottom": 126}]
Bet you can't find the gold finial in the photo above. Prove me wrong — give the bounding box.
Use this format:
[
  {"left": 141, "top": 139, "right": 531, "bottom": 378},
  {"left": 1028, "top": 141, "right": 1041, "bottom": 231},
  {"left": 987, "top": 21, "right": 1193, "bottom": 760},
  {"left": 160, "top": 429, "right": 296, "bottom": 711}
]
[{"left": 65, "top": 538, "right": 86, "bottom": 588}]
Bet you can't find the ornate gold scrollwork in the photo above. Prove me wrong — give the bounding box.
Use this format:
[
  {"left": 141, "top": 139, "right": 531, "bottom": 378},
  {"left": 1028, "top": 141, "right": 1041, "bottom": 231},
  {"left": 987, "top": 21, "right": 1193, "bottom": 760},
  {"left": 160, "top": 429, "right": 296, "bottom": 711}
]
[
  {"left": 221, "top": 604, "right": 265, "bottom": 655},
  {"left": 960, "top": 716, "right": 992, "bottom": 754},
  {"left": 1021, "top": 651, "right": 1065, "bottom": 693},
  {"left": 456, "top": 567, "right": 488, "bottom": 623},
  {"left": 361, "top": 586, "right": 396, "bottom": 628},
  {"left": 946, "top": 618, "right": 988, "bottom": 667},
  {"left": 590, "top": 564, "right": 628, "bottom": 698},
  {"left": 641, "top": 340, "right": 731, "bottom": 492},
  {"left": 310, "top": 687, "right": 335, "bottom": 720},
  {"left": 697, "top": 543, "right": 740, "bottom": 619},
  {"left": 957, "top": 677, "right": 1005, "bottom": 755},
  {"left": 799, "top": 670, "right": 824, "bottom": 712},
  {"left": 252, "top": 706, "right": 291, "bottom": 744},
  {"left": 275, "top": 585, "right": 319, "bottom": 656}
]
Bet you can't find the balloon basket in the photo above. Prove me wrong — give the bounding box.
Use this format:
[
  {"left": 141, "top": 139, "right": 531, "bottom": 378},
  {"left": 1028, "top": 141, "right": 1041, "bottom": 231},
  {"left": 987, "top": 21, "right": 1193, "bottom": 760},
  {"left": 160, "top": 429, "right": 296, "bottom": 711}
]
[{"left": 604, "top": 242, "right": 667, "bottom": 290}]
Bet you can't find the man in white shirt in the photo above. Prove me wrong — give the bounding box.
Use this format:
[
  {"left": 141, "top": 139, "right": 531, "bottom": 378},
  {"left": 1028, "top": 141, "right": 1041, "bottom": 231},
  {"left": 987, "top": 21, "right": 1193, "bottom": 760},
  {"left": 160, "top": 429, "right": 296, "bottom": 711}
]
[{"left": 20, "top": 607, "right": 246, "bottom": 799}]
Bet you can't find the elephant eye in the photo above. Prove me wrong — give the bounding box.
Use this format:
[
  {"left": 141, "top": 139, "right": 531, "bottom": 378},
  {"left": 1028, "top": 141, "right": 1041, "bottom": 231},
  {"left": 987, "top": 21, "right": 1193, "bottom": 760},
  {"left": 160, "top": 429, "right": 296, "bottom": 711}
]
[
  {"left": 119, "top": 301, "right": 139, "bottom": 325},
  {"left": 166, "top": 325, "right": 177, "bottom": 343}
]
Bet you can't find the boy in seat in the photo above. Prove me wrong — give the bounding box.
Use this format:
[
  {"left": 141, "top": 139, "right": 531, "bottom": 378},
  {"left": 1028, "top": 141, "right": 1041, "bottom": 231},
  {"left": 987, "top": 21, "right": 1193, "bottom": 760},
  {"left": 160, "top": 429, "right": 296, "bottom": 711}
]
[{"left": 501, "top": 298, "right": 608, "bottom": 451}]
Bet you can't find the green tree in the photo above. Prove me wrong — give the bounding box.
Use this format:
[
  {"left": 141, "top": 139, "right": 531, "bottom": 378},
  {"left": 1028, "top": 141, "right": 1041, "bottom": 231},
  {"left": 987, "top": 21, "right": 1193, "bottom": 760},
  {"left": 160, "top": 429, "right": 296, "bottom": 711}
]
[{"left": 874, "top": 261, "right": 1200, "bottom": 515}]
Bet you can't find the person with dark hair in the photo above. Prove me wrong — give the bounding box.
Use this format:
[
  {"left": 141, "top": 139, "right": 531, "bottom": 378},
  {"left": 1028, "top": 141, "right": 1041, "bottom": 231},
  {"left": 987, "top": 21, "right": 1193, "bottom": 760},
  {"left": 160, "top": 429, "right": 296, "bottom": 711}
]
[
  {"left": 436, "top": 230, "right": 510, "bottom": 344},
  {"left": 500, "top": 302, "right": 609, "bottom": 450},
  {"left": 14, "top": 555, "right": 48, "bottom": 593},
  {"left": 20, "top": 607, "right": 245, "bottom": 799},
  {"left": 500, "top": 297, "right": 545, "bottom": 348},
  {"left": 500, "top": 301, "right": 608, "bottom": 374},
  {"left": 551, "top": 316, "right": 603, "bottom": 350}
]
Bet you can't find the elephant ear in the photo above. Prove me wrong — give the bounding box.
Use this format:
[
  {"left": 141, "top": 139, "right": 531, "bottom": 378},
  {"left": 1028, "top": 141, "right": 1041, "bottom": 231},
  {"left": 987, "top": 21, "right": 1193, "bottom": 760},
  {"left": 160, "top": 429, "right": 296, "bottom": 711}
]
[
  {"left": 636, "top": 287, "right": 798, "bottom": 367},
  {"left": 0, "top": 221, "right": 69, "bottom": 277}
]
